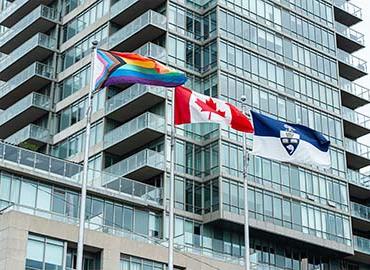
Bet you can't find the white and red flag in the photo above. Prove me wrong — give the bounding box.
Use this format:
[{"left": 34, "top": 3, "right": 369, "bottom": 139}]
[{"left": 174, "top": 86, "right": 254, "bottom": 133}]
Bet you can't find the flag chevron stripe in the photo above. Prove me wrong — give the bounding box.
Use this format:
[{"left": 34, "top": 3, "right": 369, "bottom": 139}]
[
  {"left": 93, "top": 49, "right": 187, "bottom": 90},
  {"left": 94, "top": 50, "right": 123, "bottom": 90}
]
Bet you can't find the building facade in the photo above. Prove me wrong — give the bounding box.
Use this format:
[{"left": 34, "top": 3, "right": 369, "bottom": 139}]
[{"left": 0, "top": 0, "right": 369, "bottom": 269}]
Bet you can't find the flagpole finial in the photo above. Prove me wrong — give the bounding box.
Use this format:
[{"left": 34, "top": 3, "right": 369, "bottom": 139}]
[
  {"left": 92, "top": 40, "right": 99, "bottom": 48},
  {"left": 240, "top": 95, "right": 247, "bottom": 103}
]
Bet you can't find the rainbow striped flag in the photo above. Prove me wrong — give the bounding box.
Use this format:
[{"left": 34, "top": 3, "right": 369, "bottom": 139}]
[{"left": 93, "top": 49, "right": 187, "bottom": 91}]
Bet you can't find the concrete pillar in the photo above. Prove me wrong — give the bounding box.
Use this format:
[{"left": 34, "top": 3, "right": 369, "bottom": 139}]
[
  {"left": 101, "top": 243, "right": 121, "bottom": 270},
  {"left": 0, "top": 226, "right": 28, "bottom": 270}
]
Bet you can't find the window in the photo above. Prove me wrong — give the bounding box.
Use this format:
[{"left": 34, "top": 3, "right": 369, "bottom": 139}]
[
  {"left": 120, "top": 255, "right": 166, "bottom": 270},
  {"left": 26, "top": 234, "right": 64, "bottom": 270}
]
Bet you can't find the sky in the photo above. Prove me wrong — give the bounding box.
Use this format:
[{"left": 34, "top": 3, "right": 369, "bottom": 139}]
[{"left": 348, "top": 0, "right": 370, "bottom": 145}]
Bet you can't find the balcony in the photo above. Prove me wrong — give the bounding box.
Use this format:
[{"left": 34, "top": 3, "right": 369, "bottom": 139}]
[
  {"left": 105, "top": 112, "right": 165, "bottom": 156},
  {"left": 347, "top": 169, "right": 370, "bottom": 199},
  {"left": 0, "top": 33, "right": 56, "bottom": 81},
  {"left": 104, "top": 149, "right": 165, "bottom": 182},
  {"left": 0, "top": 0, "right": 54, "bottom": 28},
  {"left": 335, "top": 22, "right": 364, "bottom": 53},
  {"left": 105, "top": 84, "right": 165, "bottom": 122},
  {"left": 0, "top": 62, "right": 53, "bottom": 109},
  {"left": 339, "top": 77, "right": 370, "bottom": 109},
  {"left": 0, "top": 92, "right": 50, "bottom": 139},
  {"left": 333, "top": 0, "right": 362, "bottom": 26},
  {"left": 109, "top": 10, "right": 166, "bottom": 52},
  {"left": 351, "top": 202, "right": 370, "bottom": 231},
  {"left": 110, "top": 0, "right": 166, "bottom": 26},
  {"left": 0, "top": 141, "right": 162, "bottom": 205},
  {"left": 134, "top": 42, "right": 167, "bottom": 63},
  {"left": 0, "top": 5, "right": 57, "bottom": 54},
  {"left": 342, "top": 107, "right": 370, "bottom": 138},
  {"left": 353, "top": 236, "right": 370, "bottom": 263},
  {"left": 5, "top": 124, "right": 50, "bottom": 149},
  {"left": 345, "top": 138, "right": 370, "bottom": 170},
  {"left": 337, "top": 49, "right": 367, "bottom": 81}
]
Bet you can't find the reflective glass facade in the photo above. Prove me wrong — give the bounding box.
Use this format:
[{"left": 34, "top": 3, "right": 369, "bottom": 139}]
[{"left": 0, "top": 0, "right": 369, "bottom": 269}]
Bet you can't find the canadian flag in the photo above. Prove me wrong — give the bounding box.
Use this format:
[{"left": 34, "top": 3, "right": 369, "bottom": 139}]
[{"left": 174, "top": 86, "right": 254, "bottom": 133}]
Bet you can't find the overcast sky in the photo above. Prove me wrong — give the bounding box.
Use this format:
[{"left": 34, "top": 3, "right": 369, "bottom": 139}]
[{"left": 348, "top": 1, "right": 370, "bottom": 146}]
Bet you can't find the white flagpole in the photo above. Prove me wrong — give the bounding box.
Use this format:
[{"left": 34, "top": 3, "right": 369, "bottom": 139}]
[
  {"left": 241, "top": 95, "right": 250, "bottom": 270},
  {"left": 168, "top": 88, "right": 176, "bottom": 270},
  {"left": 76, "top": 40, "right": 98, "bottom": 270}
]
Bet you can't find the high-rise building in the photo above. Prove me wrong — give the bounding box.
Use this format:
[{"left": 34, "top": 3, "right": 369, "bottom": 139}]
[{"left": 0, "top": 0, "right": 369, "bottom": 269}]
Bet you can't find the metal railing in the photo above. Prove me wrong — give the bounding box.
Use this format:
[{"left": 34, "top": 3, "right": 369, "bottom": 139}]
[
  {"left": 339, "top": 77, "right": 370, "bottom": 101},
  {"left": 337, "top": 48, "right": 367, "bottom": 73},
  {"left": 5, "top": 124, "right": 50, "bottom": 145},
  {"left": 345, "top": 138, "right": 370, "bottom": 159},
  {"left": 0, "top": 33, "right": 56, "bottom": 71},
  {"left": 333, "top": 0, "right": 362, "bottom": 19},
  {"left": 342, "top": 107, "right": 370, "bottom": 130},
  {"left": 351, "top": 202, "right": 370, "bottom": 221},
  {"left": 0, "top": 141, "right": 162, "bottom": 204},
  {"left": 105, "top": 84, "right": 165, "bottom": 115},
  {"left": 109, "top": 10, "right": 167, "bottom": 48},
  {"left": 347, "top": 169, "right": 370, "bottom": 189},
  {"left": 354, "top": 235, "right": 370, "bottom": 255},
  {"left": 335, "top": 22, "right": 364, "bottom": 45},
  {"left": 0, "top": 5, "right": 56, "bottom": 46},
  {"left": 104, "top": 112, "right": 165, "bottom": 148},
  {"left": 104, "top": 149, "right": 165, "bottom": 181},
  {"left": 0, "top": 92, "right": 49, "bottom": 126}
]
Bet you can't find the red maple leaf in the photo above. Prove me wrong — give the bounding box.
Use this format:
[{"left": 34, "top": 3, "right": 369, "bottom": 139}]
[{"left": 195, "top": 97, "right": 226, "bottom": 120}]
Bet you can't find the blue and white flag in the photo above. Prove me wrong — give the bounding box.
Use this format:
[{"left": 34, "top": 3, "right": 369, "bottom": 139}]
[{"left": 251, "top": 111, "right": 331, "bottom": 168}]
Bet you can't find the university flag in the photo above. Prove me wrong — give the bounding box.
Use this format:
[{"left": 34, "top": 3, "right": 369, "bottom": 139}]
[{"left": 251, "top": 111, "right": 331, "bottom": 168}]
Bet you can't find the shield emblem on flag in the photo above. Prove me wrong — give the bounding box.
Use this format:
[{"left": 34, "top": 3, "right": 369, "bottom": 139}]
[{"left": 280, "top": 125, "right": 300, "bottom": 156}]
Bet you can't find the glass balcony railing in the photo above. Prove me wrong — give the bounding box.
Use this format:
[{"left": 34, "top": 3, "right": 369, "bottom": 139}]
[
  {"left": 335, "top": 22, "right": 364, "bottom": 45},
  {"left": 104, "top": 112, "right": 165, "bottom": 149},
  {"left": 354, "top": 235, "right": 370, "bottom": 255},
  {"left": 5, "top": 124, "right": 50, "bottom": 145},
  {"left": 0, "top": 33, "right": 56, "bottom": 72},
  {"left": 109, "top": 10, "right": 166, "bottom": 48},
  {"left": 134, "top": 42, "right": 166, "bottom": 62},
  {"left": 104, "top": 149, "right": 165, "bottom": 180},
  {"left": 0, "top": 62, "right": 53, "bottom": 100},
  {"left": 1, "top": 201, "right": 163, "bottom": 246},
  {"left": 339, "top": 77, "right": 370, "bottom": 101},
  {"left": 351, "top": 202, "right": 370, "bottom": 221},
  {"left": 333, "top": 0, "right": 362, "bottom": 20},
  {"left": 345, "top": 138, "right": 370, "bottom": 159},
  {"left": 0, "top": 0, "right": 28, "bottom": 24},
  {"left": 0, "top": 5, "right": 56, "bottom": 47},
  {"left": 347, "top": 169, "right": 370, "bottom": 189},
  {"left": 342, "top": 107, "right": 370, "bottom": 130},
  {"left": 110, "top": 0, "right": 142, "bottom": 18},
  {"left": 0, "top": 141, "right": 162, "bottom": 204},
  {"left": 1, "top": 202, "right": 252, "bottom": 266},
  {"left": 105, "top": 84, "right": 165, "bottom": 115},
  {"left": 0, "top": 92, "right": 49, "bottom": 126},
  {"left": 337, "top": 49, "right": 367, "bottom": 73}
]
